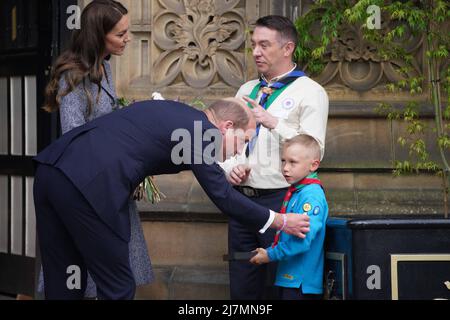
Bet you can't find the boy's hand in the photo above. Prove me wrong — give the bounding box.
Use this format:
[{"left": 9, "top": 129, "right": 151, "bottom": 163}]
[
  {"left": 250, "top": 248, "right": 270, "bottom": 265},
  {"left": 227, "top": 165, "right": 251, "bottom": 185}
]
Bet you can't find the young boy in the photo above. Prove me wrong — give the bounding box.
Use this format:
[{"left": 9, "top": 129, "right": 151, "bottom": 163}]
[{"left": 250, "top": 134, "right": 328, "bottom": 300}]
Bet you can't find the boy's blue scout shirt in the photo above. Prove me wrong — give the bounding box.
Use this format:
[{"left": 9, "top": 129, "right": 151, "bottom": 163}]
[{"left": 266, "top": 182, "right": 328, "bottom": 294}]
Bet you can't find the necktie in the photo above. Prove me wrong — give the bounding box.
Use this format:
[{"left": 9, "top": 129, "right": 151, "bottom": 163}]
[
  {"left": 246, "top": 68, "right": 306, "bottom": 157},
  {"left": 272, "top": 173, "right": 322, "bottom": 248}
]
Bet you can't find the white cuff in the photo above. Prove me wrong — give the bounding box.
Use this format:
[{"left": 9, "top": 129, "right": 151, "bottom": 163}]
[{"left": 259, "top": 210, "right": 276, "bottom": 234}]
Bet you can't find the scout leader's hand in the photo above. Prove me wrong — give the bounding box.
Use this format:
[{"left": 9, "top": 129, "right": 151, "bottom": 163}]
[
  {"left": 250, "top": 248, "right": 269, "bottom": 265},
  {"left": 242, "top": 96, "right": 279, "bottom": 130},
  {"left": 271, "top": 213, "right": 310, "bottom": 239},
  {"left": 227, "top": 165, "right": 251, "bottom": 186}
]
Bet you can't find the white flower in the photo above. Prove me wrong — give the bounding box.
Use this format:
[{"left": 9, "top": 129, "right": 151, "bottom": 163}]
[{"left": 152, "top": 92, "right": 165, "bottom": 100}]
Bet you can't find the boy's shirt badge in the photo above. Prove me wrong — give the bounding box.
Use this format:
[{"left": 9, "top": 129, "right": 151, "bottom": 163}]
[
  {"left": 282, "top": 274, "right": 294, "bottom": 280},
  {"left": 303, "top": 203, "right": 312, "bottom": 213},
  {"left": 313, "top": 206, "right": 320, "bottom": 215}
]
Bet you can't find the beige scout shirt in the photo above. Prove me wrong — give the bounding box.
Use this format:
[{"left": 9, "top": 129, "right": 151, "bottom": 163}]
[{"left": 219, "top": 70, "right": 329, "bottom": 189}]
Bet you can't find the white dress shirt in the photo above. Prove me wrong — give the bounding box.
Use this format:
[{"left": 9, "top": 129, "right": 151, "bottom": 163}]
[{"left": 220, "top": 70, "right": 329, "bottom": 191}]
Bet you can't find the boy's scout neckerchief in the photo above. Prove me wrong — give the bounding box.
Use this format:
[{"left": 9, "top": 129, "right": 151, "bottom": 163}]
[{"left": 272, "top": 172, "right": 322, "bottom": 248}]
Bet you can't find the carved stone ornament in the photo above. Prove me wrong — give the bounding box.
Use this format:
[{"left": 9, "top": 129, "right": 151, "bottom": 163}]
[
  {"left": 313, "top": 20, "right": 423, "bottom": 92},
  {"left": 152, "top": 0, "right": 246, "bottom": 89}
]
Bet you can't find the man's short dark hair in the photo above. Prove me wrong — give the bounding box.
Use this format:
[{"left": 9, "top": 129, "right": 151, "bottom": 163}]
[{"left": 255, "top": 15, "right": 298, "bottom": 47}]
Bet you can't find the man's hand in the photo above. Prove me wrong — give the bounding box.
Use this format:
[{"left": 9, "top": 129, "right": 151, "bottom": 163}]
[
  {"left": 242, "top": 96, "right": 279, "bottom": 129},
  {"left": 271, "top": 213, "right": 310, "bottom": 238},
  {"left": 250, "top": 248, "right": 270, "bottom": 265},
  {"left": 227, "top": 165, "right": 251, "bottom": 186}
]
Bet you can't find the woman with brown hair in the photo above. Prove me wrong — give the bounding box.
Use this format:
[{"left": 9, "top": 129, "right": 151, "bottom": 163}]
[{"left": 38, "top": 0, "right": 153, "bottom": 299}]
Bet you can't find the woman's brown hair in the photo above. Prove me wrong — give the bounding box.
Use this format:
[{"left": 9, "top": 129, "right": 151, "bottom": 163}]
[{"left": 43, "top": 0, "right": 127, "bottom": 114}]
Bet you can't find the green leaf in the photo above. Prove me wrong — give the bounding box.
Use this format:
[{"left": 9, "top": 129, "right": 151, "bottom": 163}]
[
  {"left": 397, "top": 137, "right": 407, "bottom": 147},
  {"left": 117, "top": 97, "right": 130, "bottom": 108}
]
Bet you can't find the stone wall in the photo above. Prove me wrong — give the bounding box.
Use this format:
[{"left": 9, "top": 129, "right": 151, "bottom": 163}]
[
  {"left": 78, "top": 0, "right": 446, "bottom": 217},
  {"left": 111, "top": 0, "right": 270, "bottom": 103},
  {"left": 76, "top": 0, "right": 446, "bottom": 300}
]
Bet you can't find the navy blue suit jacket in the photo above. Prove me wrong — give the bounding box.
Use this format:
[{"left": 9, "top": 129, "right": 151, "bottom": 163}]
[{"left": 34, "top": 100, "right": 271, "bottom": 241}]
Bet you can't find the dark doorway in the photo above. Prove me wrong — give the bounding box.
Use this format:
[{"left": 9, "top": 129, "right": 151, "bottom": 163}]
[{"left": 0, "top": 0, "right": 76, "bottom": 297}]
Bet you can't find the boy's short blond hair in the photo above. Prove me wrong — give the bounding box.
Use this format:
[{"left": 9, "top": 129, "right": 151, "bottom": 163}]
[{"left": 283, "top": 135, "right": 321, "bottom": 160}]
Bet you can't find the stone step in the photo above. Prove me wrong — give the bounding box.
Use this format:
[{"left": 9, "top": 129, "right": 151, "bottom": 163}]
[
  {"left": 141, "top": 221, "right": 229, "bottom": 267},
  {"left": 137, "top": 220, "right": 231, "bottom": 300},
  {"left": 0, "top": 293, "right": 15, "bottom": 300},
  {"left": 135, "top": 266, "right": 230, "bottom": 300}
]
